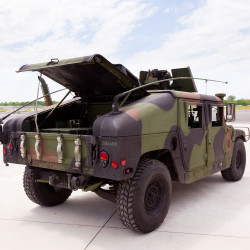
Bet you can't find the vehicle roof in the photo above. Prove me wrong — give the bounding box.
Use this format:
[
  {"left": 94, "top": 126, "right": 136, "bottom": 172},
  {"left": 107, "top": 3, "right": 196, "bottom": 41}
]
[{"left": 173, "top": 91, "right": 222, "bottom": 103}]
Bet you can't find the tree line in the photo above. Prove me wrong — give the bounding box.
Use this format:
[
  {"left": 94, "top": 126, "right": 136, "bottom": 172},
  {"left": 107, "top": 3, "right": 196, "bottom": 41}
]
[
  {"left": 223, "top": 96, "right": 250, "bottom": 106},
  {"left": 0, "top": 101, "right": 58, "bottom": 106},
  {"left": 0, "top": 97, "right": 249, "bottom": 106}
]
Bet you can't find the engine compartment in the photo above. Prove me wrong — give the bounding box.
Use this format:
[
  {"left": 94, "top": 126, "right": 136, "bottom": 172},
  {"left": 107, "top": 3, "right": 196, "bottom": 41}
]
[{"left": 3, "top": 98, "right": 113, "bottom": 135}]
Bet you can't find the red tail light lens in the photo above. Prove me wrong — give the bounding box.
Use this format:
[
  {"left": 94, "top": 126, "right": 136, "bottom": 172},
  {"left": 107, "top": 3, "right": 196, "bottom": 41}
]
[
  {"left": 100, "top": 151, "right": 109, "bottom": 168},
  {"left": 112, "top": 161, "right": 118, "bottom": 169},
  {"left": 125, "top": 168, "right": 130, "bottom": 174},
  {"left": 3, "top": 148, "right": 7, "bottom": 154},
  {"left": 125, "top": 168, "right": 132, "bottom": 174},
  {"left": 100, "top": 151, "right": 108, "bottom": 161},
  {"left": 121, "top": 158, "right": 126, "bottom": 167}
]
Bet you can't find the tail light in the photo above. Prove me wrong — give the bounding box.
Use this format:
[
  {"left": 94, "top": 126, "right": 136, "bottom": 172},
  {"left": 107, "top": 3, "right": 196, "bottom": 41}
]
[
  {"left": 121, "top": 158, "right": 126, "bottom": 167},
  {"left": 7, "top": 142, "right": 14, "bottom": 155},
  {"left": 125, "top": 168, "right": 133, "bottom": 174},
  {"left": 100, "top": 151, "right": 109, "bottom": 168},
  {"left": 112, "top": 161, "right": 118, "bottom": 169}
]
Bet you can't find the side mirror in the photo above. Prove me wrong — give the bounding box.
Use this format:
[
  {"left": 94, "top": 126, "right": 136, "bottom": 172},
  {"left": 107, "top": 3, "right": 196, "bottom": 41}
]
[{"left": 226, "top": 103, "right": 236, "bottom": 122}]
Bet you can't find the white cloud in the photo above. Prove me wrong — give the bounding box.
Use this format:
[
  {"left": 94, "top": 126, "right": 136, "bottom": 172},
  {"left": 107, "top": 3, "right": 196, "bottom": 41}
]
[
  {"left": 0, "top": 0, "right": 154, "bottom": 101},
  {"left": 164, "top": 8, "right": 170, "bottom": 14},
  {"left": 125, "top": 0, "right": 250, "bottom": 98},
  {"left": 1, "top": 0, "right": 250, "bottom": 101}
]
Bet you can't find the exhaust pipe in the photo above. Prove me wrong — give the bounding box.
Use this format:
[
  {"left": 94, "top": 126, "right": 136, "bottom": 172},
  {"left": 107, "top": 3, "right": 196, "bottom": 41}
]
[{"left": 38, "top": 76, "right": 53, "bottom": 106}]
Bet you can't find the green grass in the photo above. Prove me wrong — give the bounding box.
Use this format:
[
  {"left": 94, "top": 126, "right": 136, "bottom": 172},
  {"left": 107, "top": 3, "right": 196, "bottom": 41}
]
[{"left": 235, "top": 106, "right": 250, "bottom": 110}]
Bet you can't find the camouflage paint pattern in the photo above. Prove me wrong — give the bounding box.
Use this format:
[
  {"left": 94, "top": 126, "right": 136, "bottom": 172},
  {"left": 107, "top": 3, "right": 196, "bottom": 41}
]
[
  {"left": 1, "top": 53, "right": 245, "bottom": 186},
  {"left": 2, "top": 88, "right": 241, "bottom": 185}
]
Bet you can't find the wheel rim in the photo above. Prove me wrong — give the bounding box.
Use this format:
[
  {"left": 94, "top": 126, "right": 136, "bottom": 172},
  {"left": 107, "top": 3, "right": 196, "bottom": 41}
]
[
  {"left": 144, "top": 180, "right": 162, "bottom": 213},
  {"left": 236, "top": 151, "right": 242, "bottom": 170}
]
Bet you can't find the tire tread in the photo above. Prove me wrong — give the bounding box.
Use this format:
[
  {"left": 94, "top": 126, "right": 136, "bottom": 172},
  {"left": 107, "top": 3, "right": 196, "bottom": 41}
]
[
  {"left": 23, "top": 167, "right": 72, "bottom": 207},
  {"left": 116, "top": 159, "right": 169, "bottom": 232}
]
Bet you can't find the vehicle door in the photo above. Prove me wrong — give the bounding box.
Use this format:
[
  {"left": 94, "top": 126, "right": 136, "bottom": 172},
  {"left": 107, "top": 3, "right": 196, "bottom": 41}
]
[
  {"left": 205, "top": 102, "right": 226, "bottom": 171},
  {"left": 178, "top": 99, "right": 207, "bottom": 172}
]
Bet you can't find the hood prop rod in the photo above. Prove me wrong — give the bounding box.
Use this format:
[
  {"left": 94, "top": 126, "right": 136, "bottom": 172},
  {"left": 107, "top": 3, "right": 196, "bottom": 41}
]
[
  {"left": 43, "top": 90, "right": 71, "bottom": 121},
  {"left": 0, "top": 88, "right": 67, "bottom": 125}
]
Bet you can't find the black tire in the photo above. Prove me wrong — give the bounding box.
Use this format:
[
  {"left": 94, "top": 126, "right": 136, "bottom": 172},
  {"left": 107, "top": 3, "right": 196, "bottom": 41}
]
[
  {"left": 221, "top": 139, "right": 246, "bottom": 181},
  {"left": 23, "top": 167, "right": 72, "bottom": 206},
  {"left": 116, "top": 159, "right": 172, "bottom": 233}
]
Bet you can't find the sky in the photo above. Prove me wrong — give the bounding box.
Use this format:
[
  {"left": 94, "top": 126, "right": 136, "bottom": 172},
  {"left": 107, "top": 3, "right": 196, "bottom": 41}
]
[{"left": 1, "top": 0, "right": 250, "bottom": 102}]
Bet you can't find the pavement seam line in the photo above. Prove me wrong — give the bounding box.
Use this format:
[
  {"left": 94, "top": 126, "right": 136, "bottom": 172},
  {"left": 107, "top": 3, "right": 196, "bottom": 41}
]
[
  {"left": 0, "top": 217, "right": 112, "bottom": 229},
  {"left": 156, "top": 230, "right": 250, "bottom": 240},
  {"left": 100, "top": 225, "right": 250, "bottom": 240},
  {"left": 84, "top": 211, "right": 116, "bottom": 250}
]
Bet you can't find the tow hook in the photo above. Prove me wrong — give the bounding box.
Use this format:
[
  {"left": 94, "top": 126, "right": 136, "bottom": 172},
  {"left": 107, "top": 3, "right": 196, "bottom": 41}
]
[
  {"left": 67, "top": 173, "right": 85, "bottom": 190},
  {"left": 49, "top": 175, "right": 60, "bottom": 186},
  {"left": 71, "top": 176, "right": 85, "bottom": 190}
]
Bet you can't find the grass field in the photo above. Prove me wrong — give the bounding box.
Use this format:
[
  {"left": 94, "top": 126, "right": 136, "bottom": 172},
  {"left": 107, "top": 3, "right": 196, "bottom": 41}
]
[{"left": 235, "top": 106, "right": 250, "bottom": 110}]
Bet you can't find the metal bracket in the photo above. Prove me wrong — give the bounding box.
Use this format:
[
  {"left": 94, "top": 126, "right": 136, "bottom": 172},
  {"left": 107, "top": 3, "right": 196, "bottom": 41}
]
[
  {"left": 47, "top": 58, "right": 59, "bottom": 65},
  {"left": 35, "top": 134, "right": 41, "bottom": 160},
  {"left": 49, "top": 175, "right": 59, "bottom": 186},
  {"left": 67, "top": 173, "right": 72, "bottom": 189},
  {"left": 74, "top": 137, "right": 81, "bottom": 168},
  {"left": 57, "top": 135, "right": 63, "bottom": 163},
  {"left": 20, "top": 134, "right": 26, "bottom": 158}
]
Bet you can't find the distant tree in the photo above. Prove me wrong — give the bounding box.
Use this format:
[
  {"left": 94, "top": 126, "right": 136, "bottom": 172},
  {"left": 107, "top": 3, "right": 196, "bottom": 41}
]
[
  {"left": 0, "top": 101, "right": 58, "bottom": 106},
  {"left": 227, "top": 95, "right": 236, "bottom": 102},
  {"left": 236, "top": 99, "right": 247, "bottom": 106}
]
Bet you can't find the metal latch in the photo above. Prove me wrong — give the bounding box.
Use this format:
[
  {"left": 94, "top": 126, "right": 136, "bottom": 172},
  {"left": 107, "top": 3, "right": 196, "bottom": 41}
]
[
  {"left": 74, "top": 137, "right": 81, "bottom": 168},
  {"left": 57, "top": 135, "right": 63, "bottom": 163},
  {"left": 35, "top": 134, "right": 41, "bottom": 160},
  {"left": 47, "top": 58, "right": 59, "bottom": 65},
  {"left": 20, "top": 134, "right": 26, "bottom": 158}
]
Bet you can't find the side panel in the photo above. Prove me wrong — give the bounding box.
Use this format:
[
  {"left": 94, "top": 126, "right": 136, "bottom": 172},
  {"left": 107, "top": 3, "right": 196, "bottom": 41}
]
[{"left": 25, "top": 132, "right": 93, "bottom": 174}]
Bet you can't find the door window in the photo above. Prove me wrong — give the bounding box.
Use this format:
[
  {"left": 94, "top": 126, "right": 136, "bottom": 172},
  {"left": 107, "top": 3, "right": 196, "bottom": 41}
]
[
  {"left": 212, "top": 106, "right": 223, "bottom": 127},
  {"left": 188, "top": 105, "right": 202, "bottom": 129}
]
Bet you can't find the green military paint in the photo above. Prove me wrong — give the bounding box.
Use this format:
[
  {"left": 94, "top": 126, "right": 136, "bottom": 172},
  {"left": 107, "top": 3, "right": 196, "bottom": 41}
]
[{"left": 0, "top": 54, "right": 247, "bottom": 234}]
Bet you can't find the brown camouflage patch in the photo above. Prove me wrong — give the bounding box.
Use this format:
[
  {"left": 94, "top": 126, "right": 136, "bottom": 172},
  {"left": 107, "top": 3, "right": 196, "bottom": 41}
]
[
  {"left": 179, "top": 92, "right": 201, "bottom": 100},
  {"left": 225, "top": 127, "right": 232, "bottom": 152},
  {"left": 27, "top": 138, "right": 58, "bottom": 163},
  {"left": 125, "top": 107, "right": 141, "bottom": 121}
]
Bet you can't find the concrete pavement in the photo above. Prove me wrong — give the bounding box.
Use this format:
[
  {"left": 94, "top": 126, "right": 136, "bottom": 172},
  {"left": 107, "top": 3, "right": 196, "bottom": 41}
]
[{"left": 0, "top": 126, "right": 250, "bottom": 250}]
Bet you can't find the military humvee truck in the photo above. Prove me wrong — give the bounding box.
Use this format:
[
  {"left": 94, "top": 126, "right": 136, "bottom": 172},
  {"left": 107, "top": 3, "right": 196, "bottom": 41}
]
[{"left": 0, "top": 54, "right": 247, "bottom": 233}]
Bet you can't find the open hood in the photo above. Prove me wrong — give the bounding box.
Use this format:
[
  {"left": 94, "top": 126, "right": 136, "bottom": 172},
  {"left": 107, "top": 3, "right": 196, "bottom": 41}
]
[{"left": 17, "top": 54, "right": 142, "bottom": 97}]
